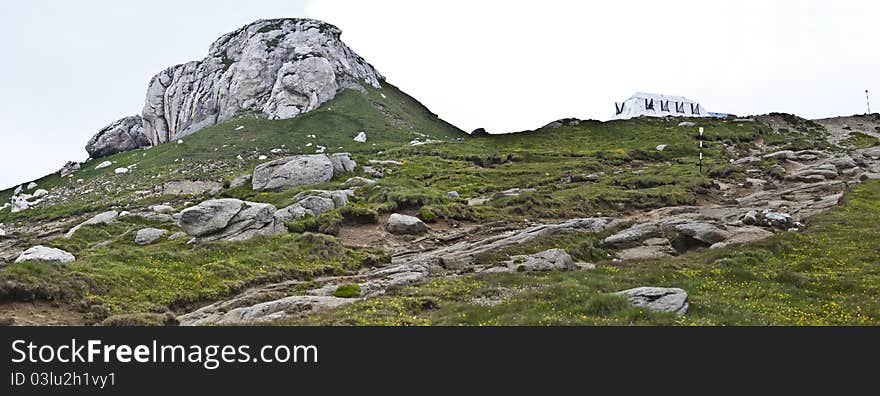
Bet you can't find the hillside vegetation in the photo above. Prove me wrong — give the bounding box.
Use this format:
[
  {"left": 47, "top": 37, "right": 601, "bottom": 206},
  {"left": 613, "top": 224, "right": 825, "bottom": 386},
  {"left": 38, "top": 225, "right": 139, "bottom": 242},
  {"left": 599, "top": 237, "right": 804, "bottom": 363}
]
[{"left": 0, "top": 97, "right": 871, "bottom": 325}]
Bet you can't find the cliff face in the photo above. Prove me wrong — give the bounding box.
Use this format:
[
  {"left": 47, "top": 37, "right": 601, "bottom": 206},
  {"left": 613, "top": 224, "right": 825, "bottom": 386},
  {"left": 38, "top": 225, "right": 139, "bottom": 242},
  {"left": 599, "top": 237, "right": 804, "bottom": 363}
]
[{"left": 141, "top": 18, "right": 383, "bottom": 146}]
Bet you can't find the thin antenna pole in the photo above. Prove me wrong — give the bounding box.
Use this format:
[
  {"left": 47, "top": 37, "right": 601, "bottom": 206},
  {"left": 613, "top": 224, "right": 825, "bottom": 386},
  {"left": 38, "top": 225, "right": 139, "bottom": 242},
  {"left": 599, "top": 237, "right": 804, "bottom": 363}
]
[
  {"left": 867, "top": 90, "right": 872, "bottom": 114},
  {"left": 699, "top": 127, "right": 704, "bottom": 176}
]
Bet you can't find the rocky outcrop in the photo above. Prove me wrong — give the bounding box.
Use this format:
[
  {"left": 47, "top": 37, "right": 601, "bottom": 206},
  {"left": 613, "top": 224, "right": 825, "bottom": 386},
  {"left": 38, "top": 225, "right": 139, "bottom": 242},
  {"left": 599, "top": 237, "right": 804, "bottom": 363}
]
[
  {"left": 59, "top": 161, "right": 80, "bottom": 177},
  {"left": 507, "top": 248, "right": 574, "bottom": 272},
  {"left": 65, "top": 211, "right": 118, "bottom": 238},
  {"left": 386, "top": 214, "right": 427, "bottom": 235},
  {"left": 85, "top": 115, "right": 151, "bottom": 158},
  {"left": 14, "top": 246, "right": 76, "bottom": 264},
  {"left": 179, "top": 199, "right": 278, "bottom": 242},
  {"left": 615, "top": 287, "right": 689, "bottom": 315},
  {"left": 141, "top": 19, "right": 382, "bottom": 146},
  {"left": 329, "top": 153, "right": 357, "bottom": 174},
  {"left": 179, "top": 295, "right": 351, "bottom": 325},
  {"left": 252, "top": 154, "right": 336, "bottom": 191}
]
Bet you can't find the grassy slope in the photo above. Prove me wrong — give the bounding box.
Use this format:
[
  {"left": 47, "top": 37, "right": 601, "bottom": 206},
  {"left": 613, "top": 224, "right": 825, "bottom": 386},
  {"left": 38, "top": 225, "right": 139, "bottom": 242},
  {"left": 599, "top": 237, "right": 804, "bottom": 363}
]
[
  {"left": 0, "top": 105, "right": 843, "bottom": 324},
  {"left": 290, "top": 180, "right": 880, "bottom": 326},
  {"left": 0, "top": 81, "right": 466, "bottom": 224}
]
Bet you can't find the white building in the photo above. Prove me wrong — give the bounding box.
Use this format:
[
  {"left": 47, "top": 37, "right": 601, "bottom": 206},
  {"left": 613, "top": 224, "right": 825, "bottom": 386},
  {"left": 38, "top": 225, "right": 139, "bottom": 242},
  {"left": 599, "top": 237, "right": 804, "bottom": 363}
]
[{"left": 613, "top": 92, "right": 716, "bottom": 120}]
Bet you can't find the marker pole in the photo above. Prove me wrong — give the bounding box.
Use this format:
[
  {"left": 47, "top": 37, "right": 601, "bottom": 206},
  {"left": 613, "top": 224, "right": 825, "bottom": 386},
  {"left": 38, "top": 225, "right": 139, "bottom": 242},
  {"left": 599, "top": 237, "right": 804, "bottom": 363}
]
[{"left": 699, "top": 127, "right": 704, "bottom": 176}]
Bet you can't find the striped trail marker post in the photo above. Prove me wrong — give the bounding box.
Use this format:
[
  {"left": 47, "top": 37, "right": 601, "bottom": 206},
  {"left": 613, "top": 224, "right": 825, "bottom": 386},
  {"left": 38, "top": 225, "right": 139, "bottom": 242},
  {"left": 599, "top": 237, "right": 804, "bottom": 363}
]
[{"left": 699, "top": 127, "right": 704, "bottom": 176}]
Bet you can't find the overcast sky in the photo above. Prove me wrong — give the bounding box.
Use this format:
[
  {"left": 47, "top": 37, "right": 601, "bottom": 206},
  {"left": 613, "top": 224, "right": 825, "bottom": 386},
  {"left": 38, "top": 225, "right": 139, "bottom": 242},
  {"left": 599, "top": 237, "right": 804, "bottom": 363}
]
[{"left": 1, "top": 0, "right": 878, "bottom": 189}]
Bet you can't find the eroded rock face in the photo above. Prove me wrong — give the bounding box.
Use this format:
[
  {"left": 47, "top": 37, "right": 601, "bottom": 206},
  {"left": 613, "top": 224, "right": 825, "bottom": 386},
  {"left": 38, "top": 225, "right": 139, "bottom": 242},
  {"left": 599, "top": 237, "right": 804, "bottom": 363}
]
[
  {"left": 179, "top": 199, "right": 278, "bottom": 242},
  {"left": 615, "top": 287, "right": 689, "bottom": 315},
  {"left": 86, "top": 116, "right": 151, "bottom": 158},
  {"left": 252, "top": 154, "right": 334, "bottom": 191},
  {"left": 142, "top": 18, "right": 382, "bottom": 146},
  {"left": 15, "top": 246, "right": 76, "bottom": 264},
  {"left": 507, "top": 248, "right": 574, "bottom": 272}
]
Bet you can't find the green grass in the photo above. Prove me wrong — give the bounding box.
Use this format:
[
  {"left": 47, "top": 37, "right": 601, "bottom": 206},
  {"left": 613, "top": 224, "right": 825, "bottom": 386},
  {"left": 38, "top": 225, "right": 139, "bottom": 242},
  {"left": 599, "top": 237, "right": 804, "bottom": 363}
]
[
  {"left": 287, "top": 181, "right": 880, "bottom": 326},
  {"left": 0, "top": 218, "right": 369, "bottom": 323},
  {"left": 1, "top": 84, "right": 867, "bottom": 325},
  {"left": 0, "top": 81, "right": 465, "bottom": 224},
  {"left": 842, "top": 131, "right": 880, "bottom": 149}
]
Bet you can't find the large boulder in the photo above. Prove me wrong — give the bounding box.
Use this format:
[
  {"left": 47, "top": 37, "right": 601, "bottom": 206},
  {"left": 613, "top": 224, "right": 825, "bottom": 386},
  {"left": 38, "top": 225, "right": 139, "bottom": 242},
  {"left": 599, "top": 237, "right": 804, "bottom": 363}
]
[
  {"left": 141, "top": 19, "right": 382, "bottom": 146},
  {"left": 65, "top": 211, "right": 119, "bottom": 238},
  {"left": 85, "top": 115, "right": 151, "bottom": 158},
  {"left": 273, "top": 190, "right": 353, "bottom": 231},
  {"left": 15, "top": 246, "right": 76, "bottom": 264},
  {"left": 10, "top": 196, "right": 29, "bottom": 213},
  {"left": 674, "top": 222, "right": 731, "bottom": 245},
  {"left": 386, "top": 213, "right": 427, "bottom": 235},
  {"left": 600, "top": 223, "right": 662, "bottom": 248},
  {"left": 615, "top": 287, "right": 689, "bottom": 315},
  {"left": 329, "top": 153, "right": 357, "bottom": 174},
  {"left": 507, "top": 248, "right": 574, "bottom": 272},
  {"left": 179, "top": 199, "right": 278, "bottom": 242},
  {"left": 252, "top": 154, "right": 334, "bottom": 191}
]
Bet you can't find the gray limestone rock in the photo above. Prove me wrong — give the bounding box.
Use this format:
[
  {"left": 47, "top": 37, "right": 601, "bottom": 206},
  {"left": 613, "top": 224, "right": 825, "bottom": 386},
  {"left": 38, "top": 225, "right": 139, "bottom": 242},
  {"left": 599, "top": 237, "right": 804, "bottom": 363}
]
[{"left": 86, "top": 115, "right": 151, "bottom": 158}]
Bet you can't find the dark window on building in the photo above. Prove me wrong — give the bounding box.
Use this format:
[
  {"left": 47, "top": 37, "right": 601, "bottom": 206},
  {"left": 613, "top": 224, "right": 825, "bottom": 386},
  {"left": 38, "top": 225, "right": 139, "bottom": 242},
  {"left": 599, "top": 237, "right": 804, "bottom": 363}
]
[
  {"left": 645, "top": 99, "right": 654, "bottom": 110},
  {"left": 660, "top": 100, "right": 670, "bottom": 112},
  {"left": 691, "top": 103, "right": 701, "bottom": 115},
  {"left": 676, "top": 102, "right": 685, "bottom": 113},
  {"left": 615, "top": 102, "right": 625, "bottom": 115}
]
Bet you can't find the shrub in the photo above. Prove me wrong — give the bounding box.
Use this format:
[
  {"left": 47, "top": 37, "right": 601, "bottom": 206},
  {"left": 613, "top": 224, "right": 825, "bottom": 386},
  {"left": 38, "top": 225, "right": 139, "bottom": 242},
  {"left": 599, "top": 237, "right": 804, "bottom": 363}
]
[{"left": 332, "top": 284, "right": 362, "bottom": 298}]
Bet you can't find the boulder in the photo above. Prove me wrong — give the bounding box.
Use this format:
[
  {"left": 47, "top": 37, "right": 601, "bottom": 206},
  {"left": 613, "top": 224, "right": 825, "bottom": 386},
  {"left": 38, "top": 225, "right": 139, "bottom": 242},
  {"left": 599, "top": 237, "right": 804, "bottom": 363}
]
[
  {"left": 831, "top": 156, "right": 859, "bottom": 170},
  {"left": 615, "top": 287, "right": 689, "bottom": 315},
  {"left": 168, "top": 232, "right": 188, "bottom": 241},
  {"left": 273, "top": 190, "right": 352, "bottom": 230},
  {"left": 507, "top": 248, "right": 574, "bottom": 272},
  {"left": 252, "top": 154, "right": 334, "bottom": 192},
  {"left": 86, "top": 115, "right": 151, "bottom": 158},
  {"left": 26, "top": 182, "right": 37, "bottom": 190},
  {"left": 470, "top": 128, "right": 490, "bottom": 137},
  {"left": 353, "top": 131, "right": 367, "bottom": 142},
  {"left": 95, "top": 161, "right": 112, "bottom": 170},
  {"left": 32, "top": 189, "right": 49, "bottom": 198},
  {"left": 677, "top": 121, "right": 695, "bottom": 127},
  {"left": 446, "top": 191, "right": 461, "bottom": 199},
  {"left": 141, "top": 19, "right": 382, "bottom": 146},
  {"left": 0, "top": 228, "right": 5, "bottom": 237},
  {"left": 674, "top": 222, "right": 731, "bottom": 245},
  {"left": 135, "top": 228, "right": 167, "bottom": 245},
  {"left": 343, "top": 176, "right": 376, "bottom": 187},
  {"left": 59, "top": 161, "right": 81, "bottom": 177},
  {"left": 14, "top": 246, "right": 76, "bottom": 264},
  {"left": 162, "top": 180, "right": 223, "bottom": 195},
  {"left": 65, "top": 211, "right": 119, "bottom": 238},
  {"left": 179, "top": 199, "right": 278, "bottom": 242},
  {"left": 655, "top": 144, "right": 667, "bottom": 151},
  {"left": 11, "top": 196, "right": 29, "bottom": 213},
  {"left": 763, "top": 150, "right": 795, "bottom": 160},
  {"left": 386, "top": 213, "right": 427, "bottom": 235},
  {"left": 600, "top": 223, "right": 662, "bottom": 248},
  {"left": 150, "top": 205, "right": 174, "bottom": 213},
  {"left": 543, "top": 118, "right": 580, "bottom": 129},
  {"left": 329, "top": 153, "right": 357, "bottom": 173},
  {"left": 114, "top": 167, "right": 129, "bottom": 174},
  {"left": 229, "top": 174, "right": 252, "bottom": 189}
]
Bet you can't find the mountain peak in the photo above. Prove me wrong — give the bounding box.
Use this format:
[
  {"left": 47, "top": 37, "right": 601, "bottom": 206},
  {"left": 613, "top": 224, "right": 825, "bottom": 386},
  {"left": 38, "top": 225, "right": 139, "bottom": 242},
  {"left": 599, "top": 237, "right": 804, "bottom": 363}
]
[
  {"left": 86, "top": 18, "right": 384, "bottom": 158},
  {"left": 141, "top": 17, "right": 383, "bottom": 147}
]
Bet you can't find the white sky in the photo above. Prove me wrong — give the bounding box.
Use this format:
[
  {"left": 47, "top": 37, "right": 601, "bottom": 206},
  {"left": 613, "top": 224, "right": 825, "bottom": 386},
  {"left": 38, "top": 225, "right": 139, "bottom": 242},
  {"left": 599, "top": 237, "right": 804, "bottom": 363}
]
[{"left": 1, "top": 0, "right": 878, "bottom": 189}]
